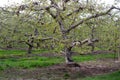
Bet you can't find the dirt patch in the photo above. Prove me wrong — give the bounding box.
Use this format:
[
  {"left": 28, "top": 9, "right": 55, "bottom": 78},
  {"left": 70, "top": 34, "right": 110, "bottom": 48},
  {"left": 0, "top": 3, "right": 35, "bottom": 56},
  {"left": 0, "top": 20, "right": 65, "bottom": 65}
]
[
  {"left": 1, "top": 58, "right": 120, "bottom": 80},
  {"left": 80, "top": 59, "right": 120, "bottom": 75}
]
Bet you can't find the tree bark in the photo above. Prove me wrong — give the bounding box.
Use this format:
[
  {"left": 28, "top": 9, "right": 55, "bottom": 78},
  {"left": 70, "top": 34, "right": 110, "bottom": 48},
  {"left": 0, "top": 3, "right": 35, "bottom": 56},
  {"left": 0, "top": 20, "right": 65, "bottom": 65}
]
[
  {"left": 64, "top": 47, "right": 73, "bottom": 63},
  {"left": 27, "top": 45, "right": 33, "bottom": 54},
  {"left": 90, "top": 26, "right": 95, "bottom": 52},
  {"left": 91, "top": 44, "right": 95, "bottom": 52}
]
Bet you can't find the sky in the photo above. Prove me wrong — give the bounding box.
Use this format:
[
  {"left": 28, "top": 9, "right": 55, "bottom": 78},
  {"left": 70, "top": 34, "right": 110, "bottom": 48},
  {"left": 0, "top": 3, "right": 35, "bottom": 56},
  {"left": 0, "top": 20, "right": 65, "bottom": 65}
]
[
  {"left": 0, "top": 0, "right": 116, "bottom": 7},
  {"left": 0, "top": 0, "right": 24, "bottom": 7}
]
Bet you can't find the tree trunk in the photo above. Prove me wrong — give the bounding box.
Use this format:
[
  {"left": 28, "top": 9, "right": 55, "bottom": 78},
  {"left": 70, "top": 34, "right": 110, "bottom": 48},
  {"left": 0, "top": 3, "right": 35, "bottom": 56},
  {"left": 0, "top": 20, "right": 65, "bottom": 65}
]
[
  {"left": 90, "top": 26, "right": 95, "bottom": 53},
  {"left": 27, "top": 45, "right": 33, "bottom": 54},
  {"left": 91, "top": 43, "right": 95, "bottom": 52},
  {"left": 64, "top": 47, "right": 73, "bottom": 63}
]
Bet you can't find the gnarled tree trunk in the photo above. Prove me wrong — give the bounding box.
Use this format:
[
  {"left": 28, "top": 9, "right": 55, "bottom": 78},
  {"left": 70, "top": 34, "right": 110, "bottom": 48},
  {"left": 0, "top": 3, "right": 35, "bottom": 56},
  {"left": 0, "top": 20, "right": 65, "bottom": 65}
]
[
  {"left": 27, "top": 45, "right": 33, "bottom": 54},
  {"left": 64, "top": 46, "right": 73, "bottom": 63},
  {"left": 64, "top": 38, "right": 99, "bottom": 63}
]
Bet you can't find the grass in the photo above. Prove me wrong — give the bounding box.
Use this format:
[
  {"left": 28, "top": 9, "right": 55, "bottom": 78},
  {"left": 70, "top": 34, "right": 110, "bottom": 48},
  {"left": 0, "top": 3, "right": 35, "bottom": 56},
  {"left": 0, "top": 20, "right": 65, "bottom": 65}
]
[
  {"left": 0, "top": 56, "right": 63, "bottom": 70},
  {"left": 0, "top": 50, "right": 119, "bottom": 80},
  {"left": 0, "top": 49, "right": 53, "bottom": 54},
  {"left": 0, "top": 50, "right": 116, "bottom": 70},
  {"left": 82, "top": 71, "right": 120, "bottom": 80},
  {"left": 0, "top": 49, "right": 59, "bottom": 70},
  {"left": 0, "top": 50, "right": 25, "bottom": 57},
  {"left": 73, "top": 53, "right": 115, "bottom": 62},
  {"left": 0, "top": 49, "right": 54, "bottom": 59}
]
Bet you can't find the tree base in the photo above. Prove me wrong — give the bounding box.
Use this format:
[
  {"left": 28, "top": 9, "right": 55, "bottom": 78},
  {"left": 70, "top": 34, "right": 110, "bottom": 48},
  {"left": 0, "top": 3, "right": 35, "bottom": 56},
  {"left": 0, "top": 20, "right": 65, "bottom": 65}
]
[{"left": 66, "top": 62, "right": 80, "bottom": 67}]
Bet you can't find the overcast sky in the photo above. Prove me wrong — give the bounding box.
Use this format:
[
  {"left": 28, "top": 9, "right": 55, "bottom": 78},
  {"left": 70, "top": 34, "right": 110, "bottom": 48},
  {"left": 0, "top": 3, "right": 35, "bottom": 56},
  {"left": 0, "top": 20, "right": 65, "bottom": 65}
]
[
  {"left": 0, "top": 0, "right": 115, "bottom": 7},
  {"left": 0, "top": 0, "right": 23, "bottom": 7}
]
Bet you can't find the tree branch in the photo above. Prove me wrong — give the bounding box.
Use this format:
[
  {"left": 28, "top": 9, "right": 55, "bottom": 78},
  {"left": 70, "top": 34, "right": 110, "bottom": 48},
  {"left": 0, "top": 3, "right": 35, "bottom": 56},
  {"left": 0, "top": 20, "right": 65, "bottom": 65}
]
[
  {"left": 68, "top": 38, "right": 99, "bottom": 51},
  {"left": 19, "top": 40, "right": 33, "bottom": 47},
  {"left": 65, "top": 6, "right": 84, "bottom": 18},
  {"left": 39, "top": 37, "right": 53, "bottom": 41},
  {"left": 46, "top": 7, "right": 57, "bottom": 19},
  {"left": 66, "top": 6, "right": 117, "bottom": 33}
]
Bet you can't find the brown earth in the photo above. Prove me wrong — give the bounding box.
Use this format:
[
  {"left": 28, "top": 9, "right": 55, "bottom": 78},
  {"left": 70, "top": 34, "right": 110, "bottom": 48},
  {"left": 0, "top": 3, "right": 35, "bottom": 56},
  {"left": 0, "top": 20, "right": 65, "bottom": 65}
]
[{"left": 0, "top": 58, "right": 120, "bottom": 80}]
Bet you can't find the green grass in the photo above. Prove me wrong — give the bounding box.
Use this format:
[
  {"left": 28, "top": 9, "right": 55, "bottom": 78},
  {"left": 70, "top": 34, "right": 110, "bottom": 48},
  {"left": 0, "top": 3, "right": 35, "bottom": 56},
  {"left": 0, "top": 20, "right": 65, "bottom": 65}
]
[
  {"left": 0, "top": 50, "right": 119, "bottom": 80},
  {"left": 82, "top": 71, "right": 120, "bottom": 80},
  {"left": 0, "top": 56, "right": 63, "bottom": 70},
  {"left": 0, "top": 49, "right": 53, "bottom": 55},
  {"left": 0, "top": 50, "right": 116, "bottom": 70},
  {"left": 0, "top": 50, "right": 25, "bottom": 55},
  {"left": 0, "top": 49, "right": 54, "bottom": 59},
  {"left": 73, "top": 53, "right": 115, "bottom": 62}
]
